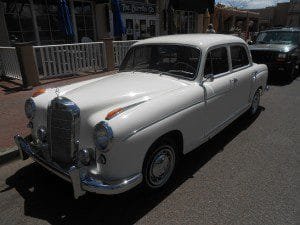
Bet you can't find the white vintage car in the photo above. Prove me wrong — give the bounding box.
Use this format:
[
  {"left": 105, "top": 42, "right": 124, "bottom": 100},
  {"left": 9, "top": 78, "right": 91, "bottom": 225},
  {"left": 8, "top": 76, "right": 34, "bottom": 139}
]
[{"left": 15, "top": 34, "right": 268, "bottom": 198}]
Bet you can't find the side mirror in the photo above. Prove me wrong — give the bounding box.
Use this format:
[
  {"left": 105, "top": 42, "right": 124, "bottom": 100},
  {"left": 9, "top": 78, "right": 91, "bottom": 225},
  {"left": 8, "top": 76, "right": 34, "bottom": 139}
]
[
  {"left": 248, "top": 40, "right": 253, "bottom": 45},
  {"left": 203, "top": 74, "right": 214, "bottom": 82}
]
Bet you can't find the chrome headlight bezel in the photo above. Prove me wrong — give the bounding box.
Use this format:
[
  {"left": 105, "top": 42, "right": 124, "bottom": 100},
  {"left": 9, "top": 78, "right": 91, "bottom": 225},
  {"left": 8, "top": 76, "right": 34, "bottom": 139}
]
[
  {"left": 93, "top": 121, "right": 113, "bottom": 152},
  {"left": 25, "top": 98, "right": 36, "bottom": 120}
]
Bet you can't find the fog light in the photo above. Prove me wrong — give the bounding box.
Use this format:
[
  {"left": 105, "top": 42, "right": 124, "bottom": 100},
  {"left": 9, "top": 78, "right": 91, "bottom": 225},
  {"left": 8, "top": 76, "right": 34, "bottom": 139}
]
[
  {"left": 37, "top": 126, "right": 47, "bottom": 143},
  {"left": 78, "top": 149, "right": 91, "bottom": 165}
]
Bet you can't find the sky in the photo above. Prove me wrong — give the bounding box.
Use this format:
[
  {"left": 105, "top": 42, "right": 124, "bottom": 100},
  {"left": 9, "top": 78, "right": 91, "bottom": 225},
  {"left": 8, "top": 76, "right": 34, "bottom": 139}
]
[{"left": 216, "top": 0, "right": 290, "bottom": 9}]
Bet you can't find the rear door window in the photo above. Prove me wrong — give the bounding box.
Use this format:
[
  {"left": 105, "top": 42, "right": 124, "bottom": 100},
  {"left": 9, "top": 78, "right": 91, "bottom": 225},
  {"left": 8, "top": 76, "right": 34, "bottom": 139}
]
[{"left": 230, "top": 45, "right": 250, "bottom": 70}]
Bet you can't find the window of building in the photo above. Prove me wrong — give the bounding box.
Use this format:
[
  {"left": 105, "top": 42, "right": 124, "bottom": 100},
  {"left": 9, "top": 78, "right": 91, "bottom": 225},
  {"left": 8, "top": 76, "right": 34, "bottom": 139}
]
[
  {"left": 230, "top": 45, "right": 249, "bottom": 70},
  {"left": 149, "top": 20, "right": 156, "bottom": 37},
  {"left": 34, "top": 0, "right": 67, "bottom": 44},
  {"left": 204, "top": 47, "right": 229, "bottom": 76},
  {"left": 174, "top": 10, "right": 196, "bottom": 34},
  {"left": 126, "top": 19, "right": 134, "bottom": 40},
  {"left": 3, "top": 1, "right": 35, "bottom": 43},
  {"left": 74, "top": 1, "right": 94, "bottom": 42}
]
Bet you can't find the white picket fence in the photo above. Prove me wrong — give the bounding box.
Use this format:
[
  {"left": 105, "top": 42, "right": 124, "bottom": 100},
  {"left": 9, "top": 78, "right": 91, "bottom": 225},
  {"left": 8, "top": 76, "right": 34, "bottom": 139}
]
[
  {"left": 0, "top": 40, "right": 137, "bottom": 81},
  {"left": 34, "top": 42, "right": 107, "bottom": 78},
  {"left": 113, "top": 40, "right": 137, "bottom": 67},
  {"left": 0, "top": 47, "right": 22, "bottom": 80}
]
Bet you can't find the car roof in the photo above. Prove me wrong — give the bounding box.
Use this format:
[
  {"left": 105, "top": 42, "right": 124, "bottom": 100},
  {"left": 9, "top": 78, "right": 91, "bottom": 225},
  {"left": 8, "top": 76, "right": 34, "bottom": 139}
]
[
  {"left": 133, "top": 34, "right": 246, "bottom": 49},
  {"left": 262, "top": 27, "right": 300, "bottom": 32}
]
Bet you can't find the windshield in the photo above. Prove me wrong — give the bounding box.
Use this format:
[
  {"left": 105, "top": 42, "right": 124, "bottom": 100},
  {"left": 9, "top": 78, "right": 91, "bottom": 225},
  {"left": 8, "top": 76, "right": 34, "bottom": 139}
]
[
  {"left": 119, "top": 44, "right": 201, "bottom": 80},
  {"left": 256, "top": 31, "right": 300, "bottom": 45}
]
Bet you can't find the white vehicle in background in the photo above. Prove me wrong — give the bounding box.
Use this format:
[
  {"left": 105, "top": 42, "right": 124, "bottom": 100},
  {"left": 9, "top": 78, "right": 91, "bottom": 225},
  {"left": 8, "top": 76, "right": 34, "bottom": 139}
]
[{"left": 15, "top": 34, "right": 268, "bottom": 199}]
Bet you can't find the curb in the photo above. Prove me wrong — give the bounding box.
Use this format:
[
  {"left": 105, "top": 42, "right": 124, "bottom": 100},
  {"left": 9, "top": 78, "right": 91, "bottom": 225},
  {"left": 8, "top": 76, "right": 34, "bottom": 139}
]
[{"left": 0, "top": 146, "right": 19, "bottom": 165}]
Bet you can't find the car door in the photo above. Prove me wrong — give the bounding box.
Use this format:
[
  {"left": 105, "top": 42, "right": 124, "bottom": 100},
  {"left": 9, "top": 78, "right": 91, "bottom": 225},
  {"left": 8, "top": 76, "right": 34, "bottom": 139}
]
[
  {"left": 228, "top": 44, "right": 254, "bottom": 114},
  {"left": 202, "top": 46, "right": 237, "bottom": 137}
]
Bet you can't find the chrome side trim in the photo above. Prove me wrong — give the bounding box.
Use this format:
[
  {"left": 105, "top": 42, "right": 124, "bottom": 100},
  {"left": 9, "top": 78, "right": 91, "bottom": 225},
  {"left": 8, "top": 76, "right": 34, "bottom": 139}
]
[{"left": 123, "top": 100, "right": 205, "bottom": 141}]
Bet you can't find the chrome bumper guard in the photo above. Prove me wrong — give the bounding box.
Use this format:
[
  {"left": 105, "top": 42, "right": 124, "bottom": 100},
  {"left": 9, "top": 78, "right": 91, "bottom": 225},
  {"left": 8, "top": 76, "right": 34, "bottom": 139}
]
[{"left": 14, "top": 134, "right": 142, "bottom": 199}]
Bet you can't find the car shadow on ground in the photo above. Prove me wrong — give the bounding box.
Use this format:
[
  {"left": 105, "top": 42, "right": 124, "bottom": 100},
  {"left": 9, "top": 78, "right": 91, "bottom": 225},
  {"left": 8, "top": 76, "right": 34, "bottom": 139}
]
[
  {"left": 267, "top": 71, "right": 299, "bottom": 86},
  {"left": 3, "top": 108, "right": 264, "bottom": 225}
]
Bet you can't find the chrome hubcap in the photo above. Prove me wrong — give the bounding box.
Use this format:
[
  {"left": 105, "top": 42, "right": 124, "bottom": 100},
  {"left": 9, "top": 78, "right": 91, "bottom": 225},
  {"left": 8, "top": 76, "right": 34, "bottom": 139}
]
[{"left": 149, "top": 147, "right": 175, "bottom": 187}]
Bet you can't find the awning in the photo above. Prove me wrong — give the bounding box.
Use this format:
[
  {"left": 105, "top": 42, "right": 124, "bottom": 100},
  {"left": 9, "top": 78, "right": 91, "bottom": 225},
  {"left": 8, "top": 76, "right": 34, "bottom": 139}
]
[
  {"left": 111, "top": 0, "right": 126, "bottom": 37},
  {"left": 170, "top": 0, "right": 215, "bottom": 14}
]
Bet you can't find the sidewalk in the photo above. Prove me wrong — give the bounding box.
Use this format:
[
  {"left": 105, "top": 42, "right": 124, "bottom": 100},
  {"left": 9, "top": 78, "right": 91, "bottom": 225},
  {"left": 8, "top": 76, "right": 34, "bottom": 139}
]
[{"left": 0, "top": 71, "right": 115, "bottom": 151}]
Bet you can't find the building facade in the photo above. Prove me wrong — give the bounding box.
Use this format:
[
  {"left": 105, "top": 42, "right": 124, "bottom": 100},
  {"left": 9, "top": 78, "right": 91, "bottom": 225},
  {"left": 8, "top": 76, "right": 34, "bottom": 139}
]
[
  {"left": 0, "top": 0, "right": 215, "bottom": 46},
  {"left": 213, "top": 4, "right": 260, "bottom": 37},
  {"left": 250, "top": 0, "right": 300, "bottom": 30}
]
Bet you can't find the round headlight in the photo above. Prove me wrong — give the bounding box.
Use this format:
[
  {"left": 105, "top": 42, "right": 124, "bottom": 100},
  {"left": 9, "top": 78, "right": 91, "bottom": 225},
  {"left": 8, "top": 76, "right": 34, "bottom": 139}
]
[
  {"left": 93, "top": 121, "right": 113, "bottom": 151},
  {"left": 25, "top": 98, "right": 36, "bottom": 119}
]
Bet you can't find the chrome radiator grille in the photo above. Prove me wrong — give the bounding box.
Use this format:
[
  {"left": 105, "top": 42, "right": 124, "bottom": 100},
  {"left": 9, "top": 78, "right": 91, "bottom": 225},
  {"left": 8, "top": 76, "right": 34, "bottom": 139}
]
[{"left": 47, "top": 97, "right": 80, "bottom": 164}]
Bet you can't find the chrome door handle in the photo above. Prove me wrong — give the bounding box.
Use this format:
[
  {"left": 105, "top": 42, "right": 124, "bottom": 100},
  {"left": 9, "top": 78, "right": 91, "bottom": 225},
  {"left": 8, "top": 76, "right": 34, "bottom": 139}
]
[{"left": 231, "top": 78, "right": 238, "bottom": 83}]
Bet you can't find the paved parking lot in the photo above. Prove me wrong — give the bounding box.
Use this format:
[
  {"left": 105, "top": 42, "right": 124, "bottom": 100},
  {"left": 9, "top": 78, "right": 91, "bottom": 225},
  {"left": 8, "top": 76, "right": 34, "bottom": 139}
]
[{"left": 0, "top": 76, "right": 299, "bottom": 225}]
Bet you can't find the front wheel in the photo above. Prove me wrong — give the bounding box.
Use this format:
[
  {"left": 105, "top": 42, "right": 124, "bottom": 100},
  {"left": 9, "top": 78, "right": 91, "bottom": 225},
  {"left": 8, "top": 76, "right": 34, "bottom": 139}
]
[
  {"left": 248, "top": 90, "right": 260, "bottom": 116},
  {"left": 142, "top": 138, "right": 178, "bottom": 190}
]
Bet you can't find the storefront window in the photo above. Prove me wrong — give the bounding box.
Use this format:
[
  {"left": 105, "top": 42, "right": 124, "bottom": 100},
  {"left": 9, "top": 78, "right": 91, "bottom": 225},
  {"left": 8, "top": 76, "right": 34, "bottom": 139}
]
[
  {"left": 74, "top": 1, "right": 94, "bottom": 42},
  {"left": 174, "top": 10, "right": 196, "bottom": 34},
  {"left": 3, "top": 0, "right": 35, "bottom": 43},
  {"left": 140, "top": 20, "right": 147, "bottom": 39},
  {"left": 34, "top": 0, "right": 68, "bottom": 44},
  {"left": 126, "top": 19, "right": 134, "bottom": 40},
  {"left": 149, "top": 20, "right": 156, "bottom": 37}
]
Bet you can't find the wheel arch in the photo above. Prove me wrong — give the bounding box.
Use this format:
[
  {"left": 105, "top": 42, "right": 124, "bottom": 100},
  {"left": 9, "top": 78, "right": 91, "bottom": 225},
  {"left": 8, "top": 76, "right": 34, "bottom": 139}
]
[{"left": 144, "top": 130, "right": 184, "bottom": 163}]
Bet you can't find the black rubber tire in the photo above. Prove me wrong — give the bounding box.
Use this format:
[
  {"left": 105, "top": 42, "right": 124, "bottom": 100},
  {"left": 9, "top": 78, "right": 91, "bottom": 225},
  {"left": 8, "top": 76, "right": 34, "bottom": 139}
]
[
  {"left": 248, "top": 90, "right": 260, "bottom": 116},
  {"left": 142, "top": 137, "right": 179, "bottom": 191},
  {"left": 287, "top": 64, "right": 297, "bottom": 80}
]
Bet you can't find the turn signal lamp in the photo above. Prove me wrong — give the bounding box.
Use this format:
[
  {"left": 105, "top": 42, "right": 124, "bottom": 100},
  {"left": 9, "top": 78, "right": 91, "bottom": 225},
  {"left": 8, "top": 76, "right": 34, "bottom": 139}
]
[
  {"left": 105, "top": 108, "right": 124, "bottom": 120},
  {"left": 32, "top": 88, "right": 46, "bottom": 97}
]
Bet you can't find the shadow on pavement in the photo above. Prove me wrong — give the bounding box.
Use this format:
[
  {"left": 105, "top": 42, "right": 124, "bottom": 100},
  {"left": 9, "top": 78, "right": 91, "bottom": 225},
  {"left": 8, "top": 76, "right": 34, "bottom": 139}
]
[
  {"left": 268, "top": 71, "right": 299, "bottom": 86},
  {"left": 3, "top": 108, "right": 263, "bottom": 225}
]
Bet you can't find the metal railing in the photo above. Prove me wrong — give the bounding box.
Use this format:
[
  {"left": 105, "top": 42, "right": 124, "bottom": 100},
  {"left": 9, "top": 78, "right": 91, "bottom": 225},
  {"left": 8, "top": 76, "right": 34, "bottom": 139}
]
[
  {"left": 33, "top": 42, "right": 107, "bottom": 78},
  {"left": 0, "top": 47, "right": 22, "bottom": 80},
  {"left": 113, "top": 40, "right": 138, "bottom": 67}
]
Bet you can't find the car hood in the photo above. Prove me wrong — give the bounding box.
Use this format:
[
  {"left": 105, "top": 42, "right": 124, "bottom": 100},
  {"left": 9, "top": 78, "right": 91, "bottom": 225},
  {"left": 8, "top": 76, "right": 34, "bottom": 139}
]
[
  {"left": 56, "top": 71, "right": 189, "bottom": 115},
  {"left": 249, "top": 44, "right": 297, "bottom": 53}
]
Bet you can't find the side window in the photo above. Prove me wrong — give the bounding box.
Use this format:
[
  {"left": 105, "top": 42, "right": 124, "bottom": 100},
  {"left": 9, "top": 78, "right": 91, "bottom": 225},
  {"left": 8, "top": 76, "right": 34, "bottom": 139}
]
[
  {"left": 230, "top": 45, "right": 249, "bottom": 70},
  {"left": 204, "top": 47, "right": 229, "bottom": 76}
]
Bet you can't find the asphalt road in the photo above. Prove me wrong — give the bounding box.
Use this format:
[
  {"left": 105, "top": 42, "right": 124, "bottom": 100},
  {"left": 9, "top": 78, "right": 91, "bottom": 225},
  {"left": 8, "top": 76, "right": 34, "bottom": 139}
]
[{"left": 0, "top": 76, "right": 299, "bottom": 225}]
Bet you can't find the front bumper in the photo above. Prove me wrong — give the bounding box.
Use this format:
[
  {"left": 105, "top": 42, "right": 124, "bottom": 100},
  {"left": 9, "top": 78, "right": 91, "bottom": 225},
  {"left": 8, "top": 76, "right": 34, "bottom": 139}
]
[{"left": 14, "top": 134, "right": 143, "bottom": 199}]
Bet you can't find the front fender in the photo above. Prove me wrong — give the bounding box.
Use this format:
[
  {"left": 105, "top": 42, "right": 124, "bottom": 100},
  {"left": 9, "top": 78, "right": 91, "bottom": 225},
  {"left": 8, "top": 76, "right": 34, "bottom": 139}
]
[{"left": 100, "top": 98, "right": 206, "bottom": 180}]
